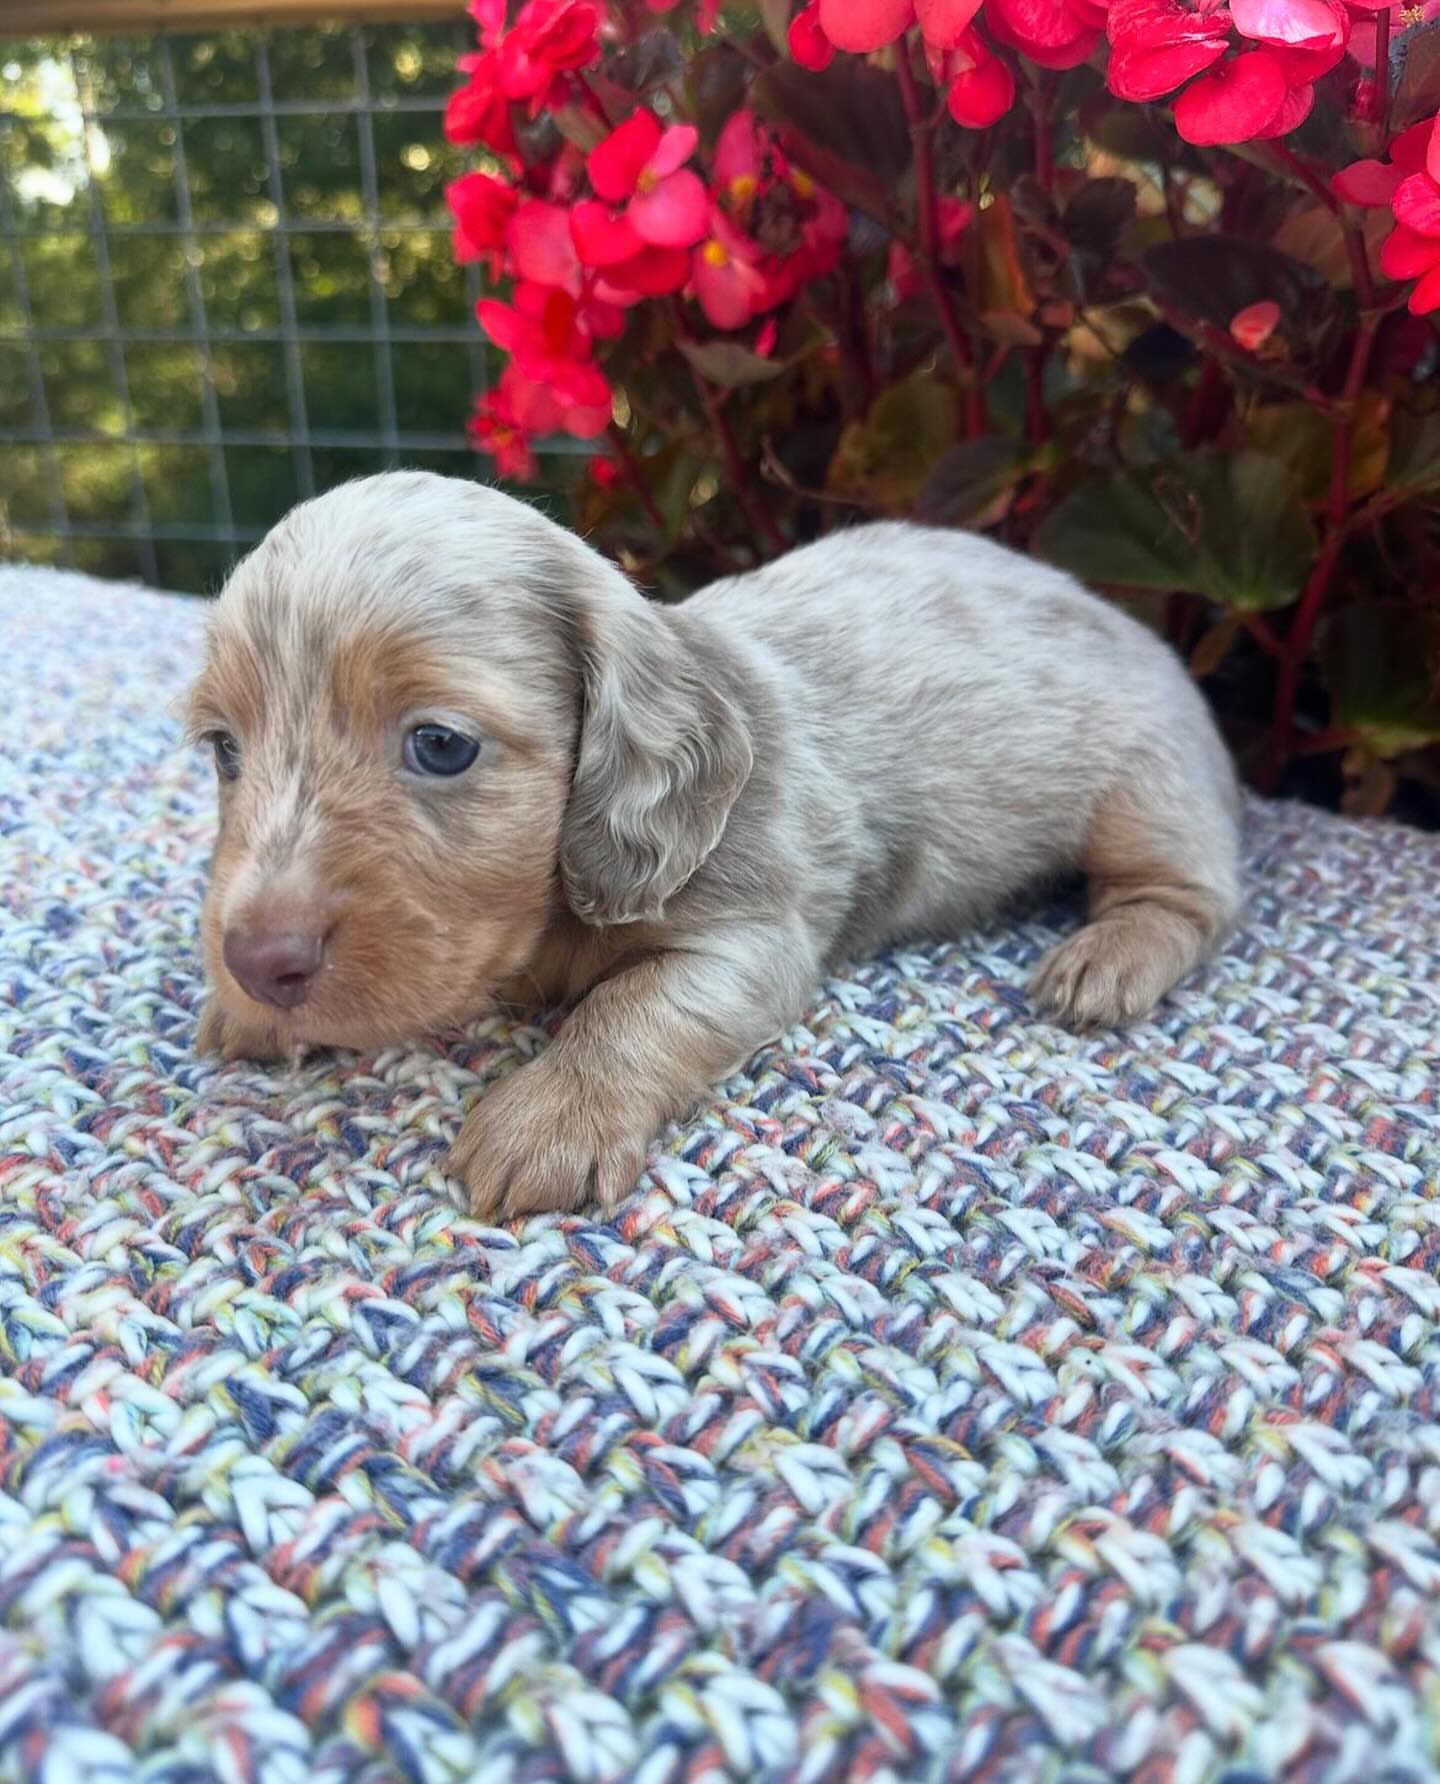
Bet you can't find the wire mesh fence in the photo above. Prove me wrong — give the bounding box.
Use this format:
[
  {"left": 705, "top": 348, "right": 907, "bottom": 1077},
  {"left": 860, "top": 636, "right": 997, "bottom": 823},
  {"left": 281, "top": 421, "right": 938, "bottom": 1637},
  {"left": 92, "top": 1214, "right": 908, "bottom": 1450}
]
[{"left": 0, "top": 21, "right": 504, "bottom": 591}]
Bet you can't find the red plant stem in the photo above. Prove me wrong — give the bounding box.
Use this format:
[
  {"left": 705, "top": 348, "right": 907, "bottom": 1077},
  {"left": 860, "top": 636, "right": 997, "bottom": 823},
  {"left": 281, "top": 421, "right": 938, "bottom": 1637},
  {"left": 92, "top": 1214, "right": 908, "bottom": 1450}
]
[
  {"left": 1271, "top": 303, "right": 1381, "bottom": 770},
  {"left": 671, "top": 310, "right": 785, "bottom": 554},
  {"left": 607, "top": 423, "right": 666, "bottom": 532},
  {"left": 1265, "top": 139, "right": 1376, "bottom": 308},
  {"left": 1030, "top": 73, "right": 1054, "bottom": 198},
  {"left": 895, "top": 50, "right": 984, "bottom": 439},
  {"left": 1025, "top": 349, "right": 1050, "bottom": 445},
  {"left": 1240, "top": 612, "right": 1284, "bottom": 660},
  {"left": 1373, "top": 9, "right": 1392, "bottom": 137}
]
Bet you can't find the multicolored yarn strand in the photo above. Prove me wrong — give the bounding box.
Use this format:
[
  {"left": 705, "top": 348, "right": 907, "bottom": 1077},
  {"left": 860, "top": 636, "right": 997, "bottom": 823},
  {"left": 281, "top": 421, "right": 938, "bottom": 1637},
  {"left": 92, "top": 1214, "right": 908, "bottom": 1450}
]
[{"left": 2, "top": 565, "right": 1440, "bottom": 1784}]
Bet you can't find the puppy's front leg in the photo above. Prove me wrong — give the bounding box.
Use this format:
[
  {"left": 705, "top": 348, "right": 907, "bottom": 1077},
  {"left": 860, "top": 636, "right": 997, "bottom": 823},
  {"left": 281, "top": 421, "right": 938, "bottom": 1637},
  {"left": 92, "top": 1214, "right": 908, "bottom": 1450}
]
[{"left": 449, "top": 928, "right": 811, "bottom": 1221}]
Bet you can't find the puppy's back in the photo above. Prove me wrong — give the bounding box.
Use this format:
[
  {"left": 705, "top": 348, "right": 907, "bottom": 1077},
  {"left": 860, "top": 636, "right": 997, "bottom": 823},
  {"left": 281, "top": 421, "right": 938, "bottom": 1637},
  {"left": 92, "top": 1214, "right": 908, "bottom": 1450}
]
[{"left": 682, "top": 521, "right": 1238, "bottom": 954}]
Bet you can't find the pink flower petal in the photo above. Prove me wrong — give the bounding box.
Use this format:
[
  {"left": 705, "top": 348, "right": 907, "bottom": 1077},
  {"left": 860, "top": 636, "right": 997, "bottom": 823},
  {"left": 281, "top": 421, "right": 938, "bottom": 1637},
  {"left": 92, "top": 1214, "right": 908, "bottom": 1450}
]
[
  {"left": 947, "top": 55, "right": 1015, "bottom": 127},
  {"left": 1332, "top": 158, "right": 1404, "bottom": 207},
  {"left": 1230, "top": 0, "right": 1344, "bottom": 47},
  {"left": 475, "top": 299, "right": 522, "bottom": 351},
  {"left": 715, "top": 112, "right": 762, "bottom": 188},
  {"left": 629, "top": 168, "right": 709, "bottom": 247},
  {"left": 1379, "top": 224, "right": 1440, "bottom": 281},
  {"left": 1173, "top": 50, "right": 1288, "bottom": 146},
  {"left": 694, "top": 253, "right": 760, "bottom": 329},
  {"left": 1408, "top": 257, "right": 1440, "bottom": 315},
  {"left": 1252, "top": 80, "right": 1313, "bottom": 138},
  {"left": 1229, "top": 299, "right": 1280, "bottom": 348},
  {"left": 598, "top": 245, "right": 692, "bottom": 297},
  {"left": 507, "top": 199, "right": 581, "bottom": 288},
  {"left": 570, "top": 199, "right": 644, "bottom": 267},
  {"left": 588, "top": 110, "right": 662, "bottom": 204},
  {"left": 915, "top": 0, "right": 985, "bottom": 51},
  {"left": 1107, "top": 36, "right": 1229, "bottom": 103},
  {"left": 986, "top": 0, "right": 1101, "bottom": 68},
  {"left": 647, "top": 123, "right": 699, "bottom": 182},
  {"left": 789, "top": 3, "right": 836, "bottom": 68},
  {"left": 1429, "top": 115, "right": 1440, "bottom": 186},
  {"left": 1391, "top": 118, "right": 1434, "bottom": 175},
  {"left": 818, "top": 0, "right": 913, "bottom": 53},
  {"left": 1393, "top": 172, "right": 1440, "bottom": 240}
]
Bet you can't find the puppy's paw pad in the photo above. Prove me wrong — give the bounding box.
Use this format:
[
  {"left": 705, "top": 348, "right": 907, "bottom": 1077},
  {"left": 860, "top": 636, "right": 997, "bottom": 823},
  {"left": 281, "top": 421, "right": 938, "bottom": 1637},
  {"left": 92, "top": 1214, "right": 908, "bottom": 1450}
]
[{"left": 1030, "top": 926, "right": 1167, "bottom": 1031}]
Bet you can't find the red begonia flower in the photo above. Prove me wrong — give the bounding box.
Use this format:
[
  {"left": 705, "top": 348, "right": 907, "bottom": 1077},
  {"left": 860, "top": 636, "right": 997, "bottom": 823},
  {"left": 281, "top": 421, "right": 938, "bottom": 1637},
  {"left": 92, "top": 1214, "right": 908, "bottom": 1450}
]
[
  {"left": 715, "top": 111, "right": 763, "bottom": 194},
  {"left": 498, "top": 0, "right": 600, "bottom": 101},
  {"left": 818, "top": 0, "right": 914, "bottom": 53},
  {"left": 588, "top": 110, "right": 708, "bottom": 248},
  {"left": 1393, "top": 172, "right": 1440, "bottom": 238},
  {"left": 1229, "top": 299, "right": 1280, "bottom": 347},
  {"left": 597, "top": 244, "right": 692, "bottom": 299},
  {"left": 507, "top": 199, "right": 582, "bottom": 289},
  {"left": 1173, "top": 50, "right": 1288, "bottom": 145},
  {"left": 1252, "top": 80, "right": 1313, "bottom": 137},
  {"left": 571, "top": 200, "right": 644, "bottom": 268},
  {"left": 789, "top": 3, "right": 836, "bottom": 66},
  {"left": 469, "top": 0, "right": 506, "bottom": 45},
  {"left": 470, "top": 385, "right": 537, "bottom": 481},
  {"left": 445, "top": 52, "right": 515, "bottom": 155},
  {"left": 1408, "top": 259, "right": 1440, "bottom": 314},
  {"left": 1333, "top": 158, "right": 1403, "bottom": 206},
  {"left": 1106, "top": 0, "right": 1230, "bottom": 103},
  {"left": 693, "top": 210, "right": 768, "bottom": 329},
  {"left": 1379, "top": 224, "right": 1440, "bottom": 280},
  {"left": 1229, "top": 0, "right": 1344, "bottom": 47},
  {"left": 447, "top": 172, "right": 517, "bottom": 272},
  {"left": 985, "top": 0, "right": 1102, "bottom": 69},
  {"left": 947, "top": 39, "right": 1016, "bottom": 129},
  {"left": 914, "top": 0, "right": 985, "bottom": 51}
]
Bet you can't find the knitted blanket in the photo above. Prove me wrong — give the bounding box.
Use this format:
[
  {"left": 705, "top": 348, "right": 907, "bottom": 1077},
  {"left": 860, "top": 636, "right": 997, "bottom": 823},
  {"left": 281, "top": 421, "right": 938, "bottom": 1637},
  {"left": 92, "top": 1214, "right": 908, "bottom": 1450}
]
[{"left": 2, "top": 564, "right": 1438, "bottom": 1784}]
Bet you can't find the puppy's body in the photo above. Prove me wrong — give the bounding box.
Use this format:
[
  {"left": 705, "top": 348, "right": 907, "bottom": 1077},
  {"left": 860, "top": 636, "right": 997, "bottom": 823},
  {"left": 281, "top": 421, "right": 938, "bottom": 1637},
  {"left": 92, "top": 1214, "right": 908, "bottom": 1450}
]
[{"left": 190, "top": 473, "right": 1241, "bottom": 1218}]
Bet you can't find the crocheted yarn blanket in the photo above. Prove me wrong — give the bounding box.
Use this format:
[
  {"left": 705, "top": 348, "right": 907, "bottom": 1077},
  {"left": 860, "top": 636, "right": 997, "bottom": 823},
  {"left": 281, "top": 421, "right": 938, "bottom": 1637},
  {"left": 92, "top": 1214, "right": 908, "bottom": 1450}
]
[{"left": 2, "top": 564, "right": 1439, "bottom": 1784}]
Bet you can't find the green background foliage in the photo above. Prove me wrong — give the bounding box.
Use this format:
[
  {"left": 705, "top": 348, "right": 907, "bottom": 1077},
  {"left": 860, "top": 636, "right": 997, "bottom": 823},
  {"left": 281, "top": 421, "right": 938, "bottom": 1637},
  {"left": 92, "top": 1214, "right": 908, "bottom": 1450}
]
[{"left": 0, "top": 22, "right": 516, "bottom": 593}]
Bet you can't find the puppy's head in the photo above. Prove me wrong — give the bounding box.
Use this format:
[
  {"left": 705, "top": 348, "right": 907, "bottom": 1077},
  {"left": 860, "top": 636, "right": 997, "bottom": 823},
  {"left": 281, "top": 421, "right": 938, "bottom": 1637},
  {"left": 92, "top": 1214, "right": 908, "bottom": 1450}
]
[{"left": 187, "top": 471, "right": 751, "bottom": 1053}]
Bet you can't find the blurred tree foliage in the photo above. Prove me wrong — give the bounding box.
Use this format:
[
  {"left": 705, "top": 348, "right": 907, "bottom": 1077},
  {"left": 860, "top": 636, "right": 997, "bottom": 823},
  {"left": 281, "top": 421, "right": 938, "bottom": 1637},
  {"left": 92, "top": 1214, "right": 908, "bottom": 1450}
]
[{"left": 0, "top": 22, "right": 512, "bottom": 591}]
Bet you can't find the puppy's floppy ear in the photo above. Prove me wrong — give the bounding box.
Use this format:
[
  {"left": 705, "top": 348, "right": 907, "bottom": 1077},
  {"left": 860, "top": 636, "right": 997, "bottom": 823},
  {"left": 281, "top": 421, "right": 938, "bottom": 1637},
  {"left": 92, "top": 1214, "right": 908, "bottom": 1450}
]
[{"left": 560, "top": 580, "right": 753, "bottom": 926}]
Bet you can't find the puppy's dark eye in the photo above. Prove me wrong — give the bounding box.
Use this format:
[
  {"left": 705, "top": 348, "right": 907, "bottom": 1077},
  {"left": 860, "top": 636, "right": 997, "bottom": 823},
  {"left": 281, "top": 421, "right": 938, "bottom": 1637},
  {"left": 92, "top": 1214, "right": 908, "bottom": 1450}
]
[
  {"left": 209, "top": 731, "right": 241, "bottom": 782},
  {"left": 405, "top": 724, "right": 480, "bottom": 777}
]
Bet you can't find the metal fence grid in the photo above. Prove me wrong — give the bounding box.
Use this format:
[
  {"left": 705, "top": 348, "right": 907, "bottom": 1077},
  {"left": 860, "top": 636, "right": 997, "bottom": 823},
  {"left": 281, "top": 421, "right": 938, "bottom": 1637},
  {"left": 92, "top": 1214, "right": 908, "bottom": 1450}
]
[{"left": 0, "top": 22, "right": 499, "bottom": 591}]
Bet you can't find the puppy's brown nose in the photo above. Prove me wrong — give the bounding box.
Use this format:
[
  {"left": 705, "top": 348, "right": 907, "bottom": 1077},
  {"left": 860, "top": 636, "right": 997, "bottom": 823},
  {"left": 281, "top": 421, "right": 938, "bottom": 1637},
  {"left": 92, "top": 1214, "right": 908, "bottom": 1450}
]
[{"left": 223, "top": 927, "right": 325, "bottom": 1009}]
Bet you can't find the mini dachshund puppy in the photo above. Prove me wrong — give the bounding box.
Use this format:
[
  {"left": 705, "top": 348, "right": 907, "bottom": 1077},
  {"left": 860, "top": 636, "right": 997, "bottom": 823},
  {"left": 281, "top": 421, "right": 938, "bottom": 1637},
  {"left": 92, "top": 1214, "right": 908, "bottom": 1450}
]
[{"left": 188, "top": 471, "right": 1242, "bottom": 1219}]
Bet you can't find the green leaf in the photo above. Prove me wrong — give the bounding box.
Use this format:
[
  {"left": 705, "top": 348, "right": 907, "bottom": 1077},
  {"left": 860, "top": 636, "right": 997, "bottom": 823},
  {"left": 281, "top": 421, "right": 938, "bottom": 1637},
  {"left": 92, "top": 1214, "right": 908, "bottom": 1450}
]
[
  {"left": 1034, "top": 449, "right": 1317, "bottom": 611},
  {"left": 1244, "top": 398, "right": 1388, "bottom": 505},
  {"left": 686, "top": 44, "right": 750, "bottom": 149},
  {"left": 1141, "top": 235, "right": 1339, "bottom": 361},
  {"left": 758, "top": 0, "right": 792, "bottom": 55},
  {"left": 678, "top": 339, "right": 788, "bottom": 387},
  {"left": 1190, "top": 615, "right": 1240, "bottom": 678},
  {"left": 1319, "top": 601, "right": 1440, "bottom": 754},
  {"left": 751, "top": 61, "right": 909, "bottom": 226},
  {"left": 917, "top": 437, "right": 1032, "bottom": 530},
  {"left": 828, "top": 370, "right": 956, "bottom": 510},
  {"left": 1063, "top": 177, "right": 1138, "bottom": 259},
  {"left": 610, "top": 31, "right": 684, "bottom": 93},
  {"left": 1387, "top": 410, "right": 1440, "bottom": 494},
  {"left": 1392, "top": 18, "right": 1440, "bottom": 129},
  {"left": 1033, "top": 471, "right": 1196, "bottom": 593}
]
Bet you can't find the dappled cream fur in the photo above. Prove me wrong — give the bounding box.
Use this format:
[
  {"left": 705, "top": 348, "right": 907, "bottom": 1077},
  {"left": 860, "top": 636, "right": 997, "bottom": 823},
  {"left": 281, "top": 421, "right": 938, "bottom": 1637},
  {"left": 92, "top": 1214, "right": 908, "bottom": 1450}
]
[{"left": 189, "top": 471, "right": 1242, "bottom": 1219}]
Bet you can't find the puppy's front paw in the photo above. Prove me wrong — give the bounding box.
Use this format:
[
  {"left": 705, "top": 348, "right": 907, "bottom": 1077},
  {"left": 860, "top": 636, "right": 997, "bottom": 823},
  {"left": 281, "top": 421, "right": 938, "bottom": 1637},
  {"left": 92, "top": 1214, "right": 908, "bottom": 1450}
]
[
  {"left": 447, "top": 1058, "right": 650, "bottom": 1223},
  {"left": 1030, "top": 921, "right": 1172, "bottom": 1031},
  {"left": 196, "top": 998, "right": 281, "bottom": 1062}
]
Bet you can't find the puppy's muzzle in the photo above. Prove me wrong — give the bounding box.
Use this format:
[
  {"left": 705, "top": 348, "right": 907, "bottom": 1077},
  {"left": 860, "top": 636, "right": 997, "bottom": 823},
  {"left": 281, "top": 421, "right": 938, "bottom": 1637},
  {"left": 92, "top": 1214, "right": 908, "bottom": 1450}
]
[{"left": 223, "top": 926, "right": 327, "bottom": 1010}]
